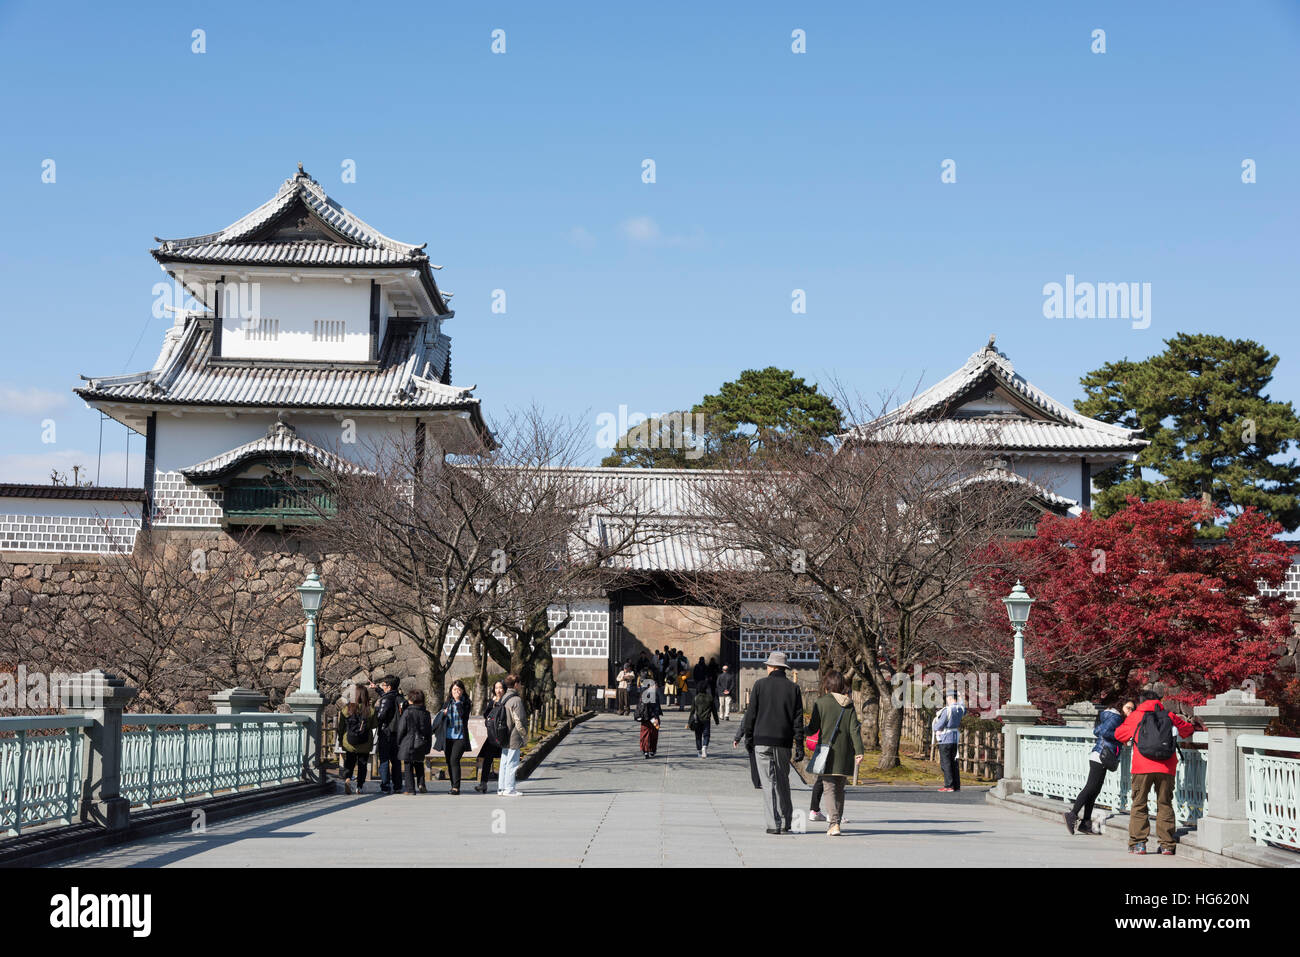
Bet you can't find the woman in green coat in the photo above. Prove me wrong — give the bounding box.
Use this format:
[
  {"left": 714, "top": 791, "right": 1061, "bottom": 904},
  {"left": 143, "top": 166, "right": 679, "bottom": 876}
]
[
  {"left": 804, "top": 669, "right": 864, "bottom": 836},
  {"left": 335, "top": 684, "right": 378, "bottom": 795}
]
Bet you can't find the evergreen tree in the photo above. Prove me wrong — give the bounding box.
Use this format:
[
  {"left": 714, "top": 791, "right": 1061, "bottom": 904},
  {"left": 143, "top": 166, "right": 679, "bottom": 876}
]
[
  {"left": 1076, "top": 333, "right": 1300, "bottom": 532},
  {"left": 601, "top": 367, "right": 843, "bottom": 468}
]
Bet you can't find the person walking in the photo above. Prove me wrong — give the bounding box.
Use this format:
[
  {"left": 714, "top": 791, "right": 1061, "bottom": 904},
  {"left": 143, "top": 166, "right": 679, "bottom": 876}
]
[
  {"left": 733, "top": 651, "right": 805, "bottom": 834},
  {"left": 932, "top": 690, "right": 967, "bottom": 792},
  {"left": 436, "top": 679, "right": 473, "bottom": 795},
  {"left": 804, "top": 670, "right": 864, "bottom": 836},
  {"left": 616, "top": 661, "right": 636, "bottom": 716},
  {"left": 662, "top": 651, "right": 678, "bottom": 709},
  {"left": 1064, "top": 699, "right": 1135, "bottom": 836},
  {"left": 475, "top": 680, "right": 505, "bottom": 793},
  {"left": 806, "top": 673, "right": 830, "bottom": 823},
  {"left": 716, "top": 664, "right": 735, "bottom": 721},
  {"left": 496, "top": 675, "right": 528, "bottom": 796},
  {"left": 395, "top": 689, "right": 433, "bottom": 795},
  {"left": 689, "top": 676, "right": 720, "bottom": 757},
  {"left": 637, "top": 673, "right": 663, "bottom": 758},
  {"left": 373, "top": 675, "right": 405, "bottom": 795},
  {"left": 335, "top": 684, "right": 376, "bottom": 795},
  {"left": 1114, "top": 691, "right": 1195, "bottom": 855}
]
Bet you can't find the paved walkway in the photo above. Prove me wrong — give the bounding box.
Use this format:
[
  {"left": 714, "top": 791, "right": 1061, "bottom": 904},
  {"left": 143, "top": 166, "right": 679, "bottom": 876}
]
[{"left": 59, "top": 714, "right": 1203, "bottom": 867}]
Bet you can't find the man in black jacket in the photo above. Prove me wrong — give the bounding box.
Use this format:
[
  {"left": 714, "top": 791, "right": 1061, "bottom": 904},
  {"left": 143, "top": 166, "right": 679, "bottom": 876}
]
[
  {"left": 733, "top": 652, "right": 805, "bottom": 834},
  {"left": 715, "top": 665, "right": 736, "bottom": 721},
  {"left": 372, "top": 675, "right": 405, "bottom": 795}
]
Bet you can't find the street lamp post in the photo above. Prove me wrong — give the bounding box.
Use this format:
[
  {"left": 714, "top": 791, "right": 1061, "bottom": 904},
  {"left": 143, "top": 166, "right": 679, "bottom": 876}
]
[
  {"left": 993, "top": 579, "right": 1041, "bottom": 799},
  {"left": 1002, "top": 580, "right": 1035, "bottom": 707},
  {"left": 288, "top": 570, "right": 328, "bottom": 785},
  {"left": 295, "top": 571, "right": 325, "bottom": 696}
]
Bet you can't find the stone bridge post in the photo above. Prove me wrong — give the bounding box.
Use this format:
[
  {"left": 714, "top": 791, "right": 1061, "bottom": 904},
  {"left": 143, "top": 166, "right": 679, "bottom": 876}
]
[
  {"left": 1193, "top": 689, "right": 1277, "bottom": 855},
  {"left": 286, "top": 689, "right": 326, "bottom": 785},
  {"left": 991, "top": 702, "right": 1041, "bottom": 798},
  {"left": 209, "top": 687, "right": 269, "bottom": 728},
  {"left": 66, "top": 670, "right": 136, "bottom": 830},
  {"left": 1058, "top": 701, "right": 1098, "bottom": 728}
]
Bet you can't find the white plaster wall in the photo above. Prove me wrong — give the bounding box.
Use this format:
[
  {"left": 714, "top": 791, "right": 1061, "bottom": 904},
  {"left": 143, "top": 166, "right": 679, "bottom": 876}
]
[
  {"left": 154, "top": 413, "right": 414, "bottom": 473},
  {"left": 1012, "top": 459, "right": 1083, "bottom": 505},
  {"left": 220, "top": 277, "right": 371, "bottom": 361}
]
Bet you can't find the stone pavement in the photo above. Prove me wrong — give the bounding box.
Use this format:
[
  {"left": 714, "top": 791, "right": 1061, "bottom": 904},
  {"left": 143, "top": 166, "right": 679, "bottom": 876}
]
[{"left": 59, "top": 713, "right": 1203, "bottom": 867}]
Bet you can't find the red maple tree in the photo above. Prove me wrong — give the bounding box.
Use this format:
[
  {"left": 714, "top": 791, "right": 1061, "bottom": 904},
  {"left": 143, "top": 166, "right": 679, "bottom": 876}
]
[{"left": 972, "top": 499, "right": 1294, "bottom": 714}]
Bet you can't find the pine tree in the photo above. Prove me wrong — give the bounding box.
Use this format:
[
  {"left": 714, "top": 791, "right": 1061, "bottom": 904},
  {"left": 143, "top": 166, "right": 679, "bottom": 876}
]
[
  {"left": 601, "top": 367, "right": 843, "bottom": 468},
  {"left": 1076, "top": 333, "right": 1300, "bottom": 533}
]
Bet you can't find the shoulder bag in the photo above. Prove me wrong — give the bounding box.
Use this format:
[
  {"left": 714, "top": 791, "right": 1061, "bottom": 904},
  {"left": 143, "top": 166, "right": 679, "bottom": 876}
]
[{"left": 807, "top": 704, "right": 846, "bottom": 776}]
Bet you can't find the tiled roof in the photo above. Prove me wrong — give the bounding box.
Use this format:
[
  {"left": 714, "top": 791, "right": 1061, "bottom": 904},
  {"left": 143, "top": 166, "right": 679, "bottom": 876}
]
[
  {"left": 180, "top": 421, "right": 373, "bottom": 482},
  {"left": 0, "top": 484, "right": 147, "bottom": 502},
  {"left": 153, "top": 165, "right": 430, "bottom": 268},
  {"left": 156, "top": 241, "right": 417, "bottom": 266},
  {"left": 572, "top": 464, "right": 1079, "bottom": 572},
  {"left": 76, "top": 318, "right": 481, "bottom": 417},
  {"left": 851, "top": 339, "right": 1146, "bottom": 453},
  {"left": 869, "top": 419, "right": 1145, "bottom": 451},
  {"left": 597, "top": 518, "right": 752, "bottom": 572},
  {"left": 563, "top": 467, "right": 717, "bottom": 517}
]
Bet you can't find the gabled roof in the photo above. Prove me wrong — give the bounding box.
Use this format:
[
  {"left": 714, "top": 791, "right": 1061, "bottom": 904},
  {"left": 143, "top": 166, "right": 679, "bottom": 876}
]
[
  {"left": 180, "top": 420, "right": 372, "bottom": 483},
  {"left": 152, "top": 165, "right": 442, "bottom": 276},
  {"left": 76, "top": 316, "right": 485, "bottom": 426},
  {"left": 850, "top": 337, "right": 1146, "bottom": 454}
]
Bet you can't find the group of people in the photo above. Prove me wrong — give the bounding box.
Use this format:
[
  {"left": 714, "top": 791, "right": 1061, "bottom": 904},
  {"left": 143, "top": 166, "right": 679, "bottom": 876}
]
[
  {"left": 730, "top": 651, "right": 865, "bottom": 836},
  {"left": 334, "top": 673, "right": 530, "bottom": 797},
  {"left": 616, "top": 648, "right": 736, "bottom": 717},
  {"left": 339, "top": 655, "right": 1196, "bottom": 854},
  {"left": 1063, "top": 690, "right": 1194, "bottom": 855},
  {"left": 629, "top": 664, "right": 725, "bottom": 759}
]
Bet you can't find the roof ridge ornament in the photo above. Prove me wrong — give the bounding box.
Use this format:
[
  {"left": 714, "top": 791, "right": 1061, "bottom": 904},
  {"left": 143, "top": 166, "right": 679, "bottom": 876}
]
[{"left": 269, "top": 414, "right": 296, "bottom": 439}]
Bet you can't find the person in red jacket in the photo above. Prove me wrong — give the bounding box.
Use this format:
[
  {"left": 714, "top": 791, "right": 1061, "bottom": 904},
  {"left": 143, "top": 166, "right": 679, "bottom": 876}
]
[{"left": 1113, "top": 691, "right": 1195, "bottom": 855}]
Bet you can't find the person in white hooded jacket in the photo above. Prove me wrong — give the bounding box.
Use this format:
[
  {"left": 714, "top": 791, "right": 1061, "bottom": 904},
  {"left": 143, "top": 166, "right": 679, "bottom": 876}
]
[{"left": 931, "top": 691, "right": 967, "bottom": 792}]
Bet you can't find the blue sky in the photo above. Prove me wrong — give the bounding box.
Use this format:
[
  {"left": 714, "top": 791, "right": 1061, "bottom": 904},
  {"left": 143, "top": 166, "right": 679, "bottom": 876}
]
[{"left": 1, "top": 1, "right": 1297, "bottom": 484}]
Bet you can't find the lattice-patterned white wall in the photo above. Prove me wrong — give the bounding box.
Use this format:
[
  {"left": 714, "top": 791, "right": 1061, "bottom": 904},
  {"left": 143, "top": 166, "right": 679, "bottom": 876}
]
[
  {"left": 549, "top": 600, "right": 610, "bottom": 659},
  {"left": 1259, "top": 562, "right": 1300, "bottom": 604},
  {"left": 0, "top": 511, "right": 140, "bottom": 553},
  {"left": 739, "top": 601, "right": 818, "bottom": 663},
  {"left": 152, "top": 470, "right": 223, "bottom": 527}
]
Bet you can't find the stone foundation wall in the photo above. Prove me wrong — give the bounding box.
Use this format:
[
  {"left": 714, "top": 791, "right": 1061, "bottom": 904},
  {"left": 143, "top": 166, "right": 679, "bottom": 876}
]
[{"left": 0, "top": 528, "right": 607, "bottom": 708}]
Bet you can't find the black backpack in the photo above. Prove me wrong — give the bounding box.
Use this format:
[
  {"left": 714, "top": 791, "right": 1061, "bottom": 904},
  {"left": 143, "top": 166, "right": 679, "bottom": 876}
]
[
  {"left": 1136, "top": 708, "right": 1176, "bottom": 761},
  {"left": 487, "top": 699, "right": 513, "bottom": 747},
  {"left": 345, "top": 711, "right": 369, "bottom": 748}
]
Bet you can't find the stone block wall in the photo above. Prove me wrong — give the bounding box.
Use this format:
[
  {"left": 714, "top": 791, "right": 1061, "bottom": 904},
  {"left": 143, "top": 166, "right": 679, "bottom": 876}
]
[{"left": 0, "top": 527, "right": 613, "bottom": 708}]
